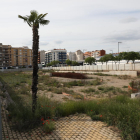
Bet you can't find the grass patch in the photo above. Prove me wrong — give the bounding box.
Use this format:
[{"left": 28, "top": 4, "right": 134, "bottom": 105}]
[
  {"left": 123, "top": 86, "right": 128, "bottom": 88},
  {"left": 81, "top": 88, "right": 95, "bottom": 93},
  {"left": 94, "top": 73, "right": 111, "bottom": 76},
  {"left": 1, "top": 71, "right": 140, "bottom": 139}
]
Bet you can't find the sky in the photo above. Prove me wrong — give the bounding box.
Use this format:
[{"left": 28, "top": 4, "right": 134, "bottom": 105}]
[{"left": 1, "top": 0, "right": 140, "bottom": 54}]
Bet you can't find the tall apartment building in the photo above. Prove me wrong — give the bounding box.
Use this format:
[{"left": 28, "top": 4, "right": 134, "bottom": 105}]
[
  {"left": 0, "top": 43, "right": 32, "bottom": 68},
  {"left": 0, "top": 43, "right": 12, "bottom": 68},
  {"left": 40, "top": 50, "right": 46, "bottom": 63},
  {"left": 11, "top": 46, "right": 32, "bottom": 67},
  {"left": 45, "top": 49, "right": 67, "bottom": 64},
  {"left": 91, "top": 50, "right": 106, "bottom": 58}
]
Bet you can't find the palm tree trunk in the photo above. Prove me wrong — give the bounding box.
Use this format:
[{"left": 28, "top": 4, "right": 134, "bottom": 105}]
[{"left": 32, "top": 25, "right": 39, "bottom": 113}]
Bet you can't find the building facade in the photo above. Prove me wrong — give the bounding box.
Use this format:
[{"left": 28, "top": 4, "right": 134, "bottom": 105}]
[
  {"left": 45, "top": 49, "right": 67, "bottom": 65},
  {"left": 11, "top": 46, "right": 32, "bottom": 67},
  {"left": 84, "top": 52, "right": 92, "bottom": 59},
  {"left": 75, "top": 50, "right": 84, "bottom": 61},
  {"left": 0, "top": 43, "right": 32, "bottom": 68},
  {"left": 91, "top": 50, "right": 106, "bottom": 58},
  {"left": 40, "top": 50, "right": 46, "bottom": 63},
  {"left": 38, "top": 52, "right": 40, "bottom": 64},
  {"left": 0, "top": 43, "right": 12, "bottom": 68},
  {"left": 67, "top": 52, "right": 76, "bottom": 61}
]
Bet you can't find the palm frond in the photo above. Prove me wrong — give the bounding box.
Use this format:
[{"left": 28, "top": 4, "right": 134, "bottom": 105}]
[
  {"left": 40, "top": 13, "right": 48, "bottom": 19},
  {"left": 18, "top": 15, "right": 28, "bottom": 22},
  {"left": 36, "top": 14, "right": 43, "bottom": 21},
  {"left": 28, "top": 10, "right": 38, "bottom": 23},
  {"left": 39, "top": 19, "right": 50, "bottom": 25},
  {"left": 18, "top": 10, "right": 49, "bottom": 28},
  {"left": 27, "top": 21, "right": 32, "bottom": 27}
]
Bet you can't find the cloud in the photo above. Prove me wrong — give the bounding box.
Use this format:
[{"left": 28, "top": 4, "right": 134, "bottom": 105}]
[
  {"left": 104, "top": 30, "right": 140, "bottom": 42},
  {"left": 120, "top": 17, "right": 138, "bottom": 23},
  {"left": 55, "top": 41, "right": 63, "bottom": 44},
  {"left": 40, "top": 41, "right": 49, "bottom": 46}
]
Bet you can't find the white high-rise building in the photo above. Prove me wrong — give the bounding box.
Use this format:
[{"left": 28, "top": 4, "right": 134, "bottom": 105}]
[
  {"left": 75, "top": 50, "right": 84, "bottom": 61},
  {"left": 67, "top": 52, "right": 76, "bottom": 61},
  {"left": 45, "top": 49, "right": 67, "bottom": 64},
  {"left": 40, "top": 50, "right": 46, "bottom": 63}
]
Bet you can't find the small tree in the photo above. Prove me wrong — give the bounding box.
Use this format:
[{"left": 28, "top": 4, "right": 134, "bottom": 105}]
[
  {"left": 85, "top": 57, "right": 96, "bottom": 65},
  {"left": 128, "top": 52, "right": 140, "bottom": 63},
  {"left": 101, "top": 54, "right": 114, "bottom": 65},
  {"left": 72, "top": 61, "right": 79, "bottom": 66},
  {"left": 65, "top": 59, "right": 72, "bottom": 65},
  {"left": 47, "top": 63, "right": 51, "bottom": 67},
  {"left": 99, "top": 57, "right": 104, "bottom": 65},
  {"left": 113, "top": 56, "right": 120, "bottom": 64},
  {"left": 51, "top": 60, "right": 60, "bottom": 66}
]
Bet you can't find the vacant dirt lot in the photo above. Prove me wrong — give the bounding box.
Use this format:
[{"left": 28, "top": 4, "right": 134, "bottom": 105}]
[{"left": 37, "top": 72, "right": 137, "bottom": 103}]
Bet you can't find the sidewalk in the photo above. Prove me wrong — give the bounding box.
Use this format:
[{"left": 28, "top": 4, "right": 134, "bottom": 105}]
[{"left": 1, "top": 97, "right": 122, "bottom": 140}]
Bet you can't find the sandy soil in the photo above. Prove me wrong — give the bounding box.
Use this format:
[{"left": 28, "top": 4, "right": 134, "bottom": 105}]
[{"left": 37, "top": 73, "right": 137, "bottom": 103}]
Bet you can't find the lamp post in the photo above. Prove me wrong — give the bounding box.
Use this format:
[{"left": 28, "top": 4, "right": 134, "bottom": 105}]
[
  {"left": 110, "top": 50, "right": 113, "bottom": 68},
  {"left": 110, "top": 50, "right": 113, "bottom": 54},
  {"left": 118, "top": 42, "right": 122, "bottom": 54},
  {"left": 83, "top": 49, "right": 87, "bottom": 65}
]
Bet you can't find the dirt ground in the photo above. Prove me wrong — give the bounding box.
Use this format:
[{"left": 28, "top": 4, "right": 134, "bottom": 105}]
[{"left": 37, "top": 72, "right": 137, "bottom": 104}]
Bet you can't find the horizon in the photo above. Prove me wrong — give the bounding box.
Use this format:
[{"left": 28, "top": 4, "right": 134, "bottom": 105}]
[{"left": 1, "top": 0, "right": 140, "bottom": 54}]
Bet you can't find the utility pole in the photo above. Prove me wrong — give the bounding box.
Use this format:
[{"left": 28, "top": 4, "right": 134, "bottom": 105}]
[
  {"left": 110, "top": 50, "right": 113, "bottom": 69},
  {"left": 118, "top": 42, "right": 122, "bottom": 54}
]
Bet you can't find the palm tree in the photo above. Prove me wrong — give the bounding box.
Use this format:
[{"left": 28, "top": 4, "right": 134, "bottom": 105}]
[{"left": 18, "top": 10, "right": 50, "bottom": 113}]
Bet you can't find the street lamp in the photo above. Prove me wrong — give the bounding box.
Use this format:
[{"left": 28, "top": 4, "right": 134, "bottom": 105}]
[
  {"left": 110, "top": 50, "right": 113, "bottom": 67},
  {"left": 110, "top": 50, "right": 113, "bottom": 54},
  {"left": 118, "top": 42, "right": 122, "bottom": 54},
  {"left": 83, "top": 49, "right": 87, "bottom": 61}
]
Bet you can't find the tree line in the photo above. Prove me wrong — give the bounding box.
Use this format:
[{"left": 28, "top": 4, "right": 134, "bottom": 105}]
[
  {"left": 46, "top": 51, "right": 140, "bottom": 67},
  {"left": 99, "top": 51, "right": 140, "bottom": 65}
]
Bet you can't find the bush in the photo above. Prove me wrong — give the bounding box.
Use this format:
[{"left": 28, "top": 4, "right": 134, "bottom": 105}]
[
  {"left": 81, "top": 88, "right": 95, "bottom": 93},
  {"left": 88, "top": 78, "right": 101, "bottom": 86}
]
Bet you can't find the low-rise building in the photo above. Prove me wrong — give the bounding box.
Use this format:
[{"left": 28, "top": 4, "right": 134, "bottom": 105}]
[
  {"left": 84, "top": 52, "right": 92, "bottom": 59},
  {"left": 91, "top": 50, "right": 105, "bottom": 58}
]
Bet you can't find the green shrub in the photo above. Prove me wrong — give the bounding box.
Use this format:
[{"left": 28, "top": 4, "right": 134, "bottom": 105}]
[
  {"left": 94, "top": 73, "right": 111, "bottom": 76},
  {"left": 98, "top": 86, "right": 104, "bottom": 91},
  {"left": 81, "top": 88, "right": 95, "bottom": 93},
  {"left": 88, "top": 78, "right": 101, "bottom": 86}
]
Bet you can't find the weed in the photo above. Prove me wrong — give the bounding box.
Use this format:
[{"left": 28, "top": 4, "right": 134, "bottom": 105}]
[
  {"left": 81, "top": 88, "right": 95, "bottom": 93},
  {"left": 62, "top": 97, "right": 69, "bottom": 101},
  {"left": 94, "top": 73, "right": 111, "bottom": 76},
  {"left": 71, "top": 94, "right": 84, "bottom": 100},
  {"left": 123, "top": 86, "right": 128, "bottom": 88},
  {"left": 42, "top": 119, "right": 55, "bottom": 133},
  {"left": 98, "top": 86, "right": 104, "bottom": 91},
  {"left": 88, "top": 78, "right": 101, "bottom": 86},
  {"left": 50, "top": 94, "right": 54, "bottom": 98},
  {"left": 94, "top": 91, "right": 100, "bottom": 94}
]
